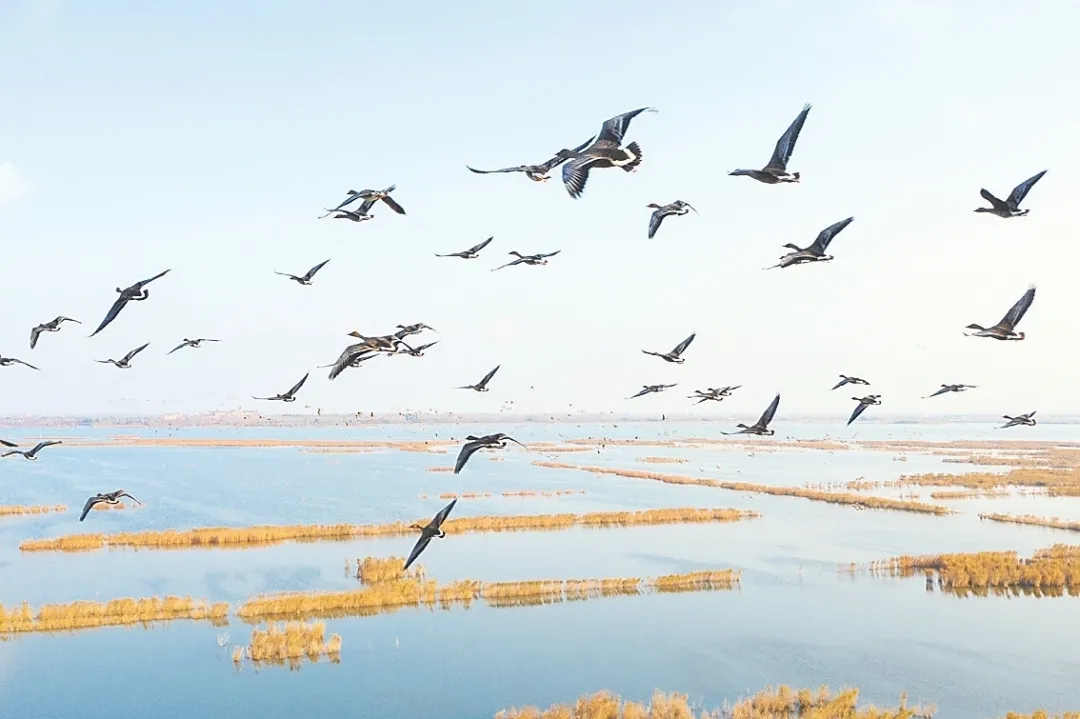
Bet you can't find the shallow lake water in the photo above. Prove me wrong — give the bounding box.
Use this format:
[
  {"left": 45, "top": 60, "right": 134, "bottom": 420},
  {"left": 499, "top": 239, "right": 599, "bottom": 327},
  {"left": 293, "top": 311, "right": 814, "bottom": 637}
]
[{"left": 1, "top": 421, "right": 1078, "bottom": 718}]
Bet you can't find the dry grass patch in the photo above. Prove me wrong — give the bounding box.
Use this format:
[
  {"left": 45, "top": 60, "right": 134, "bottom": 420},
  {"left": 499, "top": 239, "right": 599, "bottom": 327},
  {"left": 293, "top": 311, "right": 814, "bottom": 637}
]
[
  {"left": 638, "top": 456, "right": 689, "bottom": 464},
  {"left": 0, "top": 504, "right": 66, "bottom": 517},
  {"left": 232, "top": 620, "right": 342, "bottom": 668},
  {"left": 0, "top": 595, "right": 228, "bottom": 634},
  {"left": 979, "top": 513, "right": 1080, "bottom": 533}
]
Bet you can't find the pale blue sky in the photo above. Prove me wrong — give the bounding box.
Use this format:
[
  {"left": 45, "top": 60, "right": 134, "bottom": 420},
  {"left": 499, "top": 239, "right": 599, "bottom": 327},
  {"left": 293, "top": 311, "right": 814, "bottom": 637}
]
[{"left": 1, "top": 0, "right": 1078, "bottom": 417}]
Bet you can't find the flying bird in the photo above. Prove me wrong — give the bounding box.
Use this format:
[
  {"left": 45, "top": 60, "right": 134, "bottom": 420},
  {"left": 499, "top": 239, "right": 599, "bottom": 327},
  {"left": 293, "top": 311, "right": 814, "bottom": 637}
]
[
  {"left": 95, "top": 343, "right": 150, "bottom": 369},
  {"left": 403, "top": 498, "right": 458, "bottom": 570},
  {"left": 89, "top": 270, "right": 171, "bottom": 337},
  {"left": 847, "top": 395, "right": 882, "bottom": 426},
  {"left": 723, "top": 393, "right": 781, "bottom": 435},
  {"left": 1000, "top": 411, "right": 1037, "bottom": 429},
  {"left": 832, "top": 375, "right": 870, "bottom": 390},
  {"left": 730, "top": 103, "right": 811, "bottom": 184},
  {"left": 492, "top": 250, "right": 561, "bottom": 271},
  {"left": 689, "top": 385, "right": 741, "bottom": 404},
  {"left": 397, "top": 341, "right": 440, "bottom": 357},
  {"left": 628, "top": 384, "right": 677, "bottom": 399},
  {"left": 318, "top": 185, "right": 406, "bottom": 219},
  {"left": 79, "top": 489, "right": 143, "bottom": 521},
  {"left": 0, "top": 355, "right": 40, "bottom": 370},
  {"left": 2, "top": 440, "right": 61, "bottom": 460},
  {"left": 0, "top": 439, "right": 16, "bottom": 447},
  {"left": 466, "top": 137, "right": 595, "bottom": 182},
  {"left": 765, "top": 217, "right": 854, "bottom": 270},
  {"left": 641, "top": 333, "right": 696, "bottom": 364},
  {"left": 646, "top": 201, "right": 698, "bottom": 239},
  {"left": 557, "top": 107, "right": 658, "bottom": 199},
  {"left": 275, "top": 259, "right": 331, "bottom": 286},
  {"left": 330, "top": 209, "right": 373, "bottom": 223},
  {"left": 924, "top": 384, "right": 977, "bottom": 399},
  {"left": 435, "top": 236, "right": 494, "bottom": 259},
  {"left": 253, "top": 373, "right": 309, "bottom": 401},
  {"left": 458, "top": 365, "right": 500, "bottom": 392},
  {"left": 394, "top": 323, "right": 437, "bottom": 339},
  {"left": 975, "top": 170, "right": 1047, "bottom": 218},
  {"left": 168, "top": 338, "right": 220, "bottom": 355},
  {"left": 453, "top": 433, "right": 526, "bottom": 474},
  {"left": 965, "top": 285, "right": 1035, "bottom": 341},
  {"left": 29, "top": 316, "right": 81, "bottom": 349}
]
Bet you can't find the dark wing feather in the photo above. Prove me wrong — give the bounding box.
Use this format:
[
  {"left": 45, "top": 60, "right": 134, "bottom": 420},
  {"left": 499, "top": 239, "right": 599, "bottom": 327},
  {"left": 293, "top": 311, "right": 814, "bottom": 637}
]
[
  {"left": 79, "top": 496, "right": 103, "bottom": 522},
  {"left": 980, "top": 188, "right": 1007, "bottom": 209},
  {"left": 135, "top": 269, "right": 171, "bottom": 288},
  {"left": 561, "top": 157, "right": 596, "bottom": 199},
  {"left": 167, "top": 342, "right": 188, "bottom": 355},
  {"left": 305, "top": 259, "right": 331, "bottom": 280},
  {"left": 847, "top": 402, "right": 868, "bottom": 426},
  {"left": 29, "top": 325, "right": 43, "bottom": 349},
  {"left": 454, "top": 441, "right": 484, "bottom": 474},
  {"left": 810, "top": 217, "right": 854, "bottom": 253},
  {"left": 431, "top": 498, "right": 458, "bottom": 529},
  {"left": 380, "top": 195, "right": 406, "bottom": 215},
  {"left": 123, "top": 343, "right": 150, "bottom": 363},
  {"left": 999, "top": 285, "right": 1036, "bottom": 330},
  {"left": 831, "top": 377, "right": 848, "bottom": 390},
  {"left": 478, "top": 365, "right": 500, "bottom": 387},
  {"left": 467, "top": 165, "right": 525, "bottom": 174},
  {"left": 356, "top": 198, "right": 377, "bottom": 215},
  {"left": 628, "top": 387, "right": 651, "bottom": 399},
  {"left": 0, "top": 439, "right": 16, "bottom": 447},
  {"left": 670, "top": 333, "right": 696, "bottom": 357},
  {"left": 403, "top": 535, "right": 433, "bottom": 571},
  {"left": 768, "top": 103, "right": 811, "bottom": 171},
  {"left": 536, "top": 250, "right": 561, "bottom": 259},
  {"left": 329, "top": 190, "right": 362, "bottom": 212},
  {"left": 288, "top": 372, "right": 310, "bottom": 395},
  {"left": 537, "top": 136, "right": 597, "bottom": 172},
  {"left": 467, "top": 237, "right": 494, "bottom": 254},
  {"left": 758, "top": 393, "right": 781, "bottom": 427},
  {"left": 596, "top": 107, "right": 652, "bottom": 145},
  {"left": 118, "top": 491, "right": 143, "bottom": 506},
  {"left": 90, "top": 295, "right": 131, "bottom": 337},
  {"left": 648, "top": 210, "right": 665, "bottom": 239},
  {"left": 1006, "top": 170, "right": 1047, "bottom": 207}
]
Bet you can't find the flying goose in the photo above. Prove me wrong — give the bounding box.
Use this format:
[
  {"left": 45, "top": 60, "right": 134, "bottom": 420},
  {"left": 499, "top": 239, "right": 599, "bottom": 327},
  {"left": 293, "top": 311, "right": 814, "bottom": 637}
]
[
  {"left": 0, "top": 355, "right": 40, "bottom": 370},
  {"left": 436, "top": 236, "right": 494, "bottom": 259},
  {"left": 29, "top": 316, "right": 81, "bottom": 350},
  {"left": 641, "top": 332, "right": 696, "bottom": 364},
  {"left": 556, "top": 107, "right": 658, "bottom": 199},
  {"left": 394, "top": 323, "right": 437, "bottom": 339},
  {"left": 89, "top": 269, "right": 171, "bottom": 337},
  {"left": 79, "top": 489, "right": 143, "bottom": 521},
  {"left": 330, "top": 208, "right": 373, "bottom": 222},
  {"left": 167, "top": 338, "right": 220, "bottom": 355},
  {"left": 975, "top": 170, "right": 1047, "bottom": 218},
  {"left": 275, "top": 259, "right": 331, "bottom": 286},
  {"left": 2, "top": 440, "right": 61, "bottom": 460},
  {"left": 252, "top": 373, "right": 309, "bottom": 401},
  {"left": 95, "top": 343, "right": 150, "bottom": 369},
  {"left": 403, "top": 498, "right": 458, "bottom": 570},
  {"left": 492, "top": 250, "right": 561, "bottom": 271},
  {"left": 466, "top": 137, "right": 595, "bottom": 182},
  {"left": 1000, "top": 411, "right": 1037, "bottom": 429},
  {"left": 765, "top": 217, "right": 854, "bottom": 270},
  {"left": 453, "top": 433, "right": 526, "bottom": 474},
  {"left": 458, "top": 365, "right": 500, "bottom": 392},
  {"left": 924, "top": 384, "right": 976, "bottom": 399},
  {"left": 396, "top": 341, "right": 440, "bottom": 357},
  {"left": 729, "top": 103, "right": 811, "bottom": 184},
  {"left": 847, "top": 395, "right": 882, "bottom": 426},
  {"left": 689, "top": 385, "right": 741, "bottom": 404},
  {"left": 628, "top": 384, "right": 677, "bottom": 399},
  {"left": 319, "top": 185, "right": 406, "bottom": 219},
  {"left": 832, "top": 375, "right": 870, "bottom": 390},
  {"left": 647, "top": 201, "right": 698, "bottom": 239},
  {"left": 965, "top": 285, "right": 1035, "bottom": 341},
  {"left": 722, "top": 393, "right": 781, "bottom": 435}
]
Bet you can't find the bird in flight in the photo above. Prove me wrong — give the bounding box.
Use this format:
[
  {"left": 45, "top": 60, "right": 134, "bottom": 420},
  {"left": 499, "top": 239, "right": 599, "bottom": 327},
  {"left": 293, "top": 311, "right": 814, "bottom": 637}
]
[
  {"left": 168, "top": 338, "right": 220, "bottom": 355},
  {"left": 466, "top": 136, "right": 595, "bottom": 182},
  {"left": 95, "top": 343, "right": 151, "bottom": 369},
  {"left": 319, "top": 185, "right": 406, "bottom": 219},
  {"left": 2, "top": 440, "right": 62, "bottom": 460},
  {"left": 964, "top": 285, "right": 1035, "bottom": 341},
  {"left": 557, "top": 107, "right": 658, "bottom": 199},
  {"left": 458, "top": 365, "right": 500, "bottom": 392},
  {"left": 847, "top": 395, "right": 882, "bottom": 426},
  {"left": 492, "top": 250, "right": 561, "bottom": 271},
  {"left": 0, "top": 355, "right": 40, "bottom": 370},
  {"left": 923, "top": 384, "right": 977, "bottom": 399},
  {"left": 641, "top": 333, "right": 696, "bottom": 364},
  {"left": 646, "top": 201, "right": 697, "bottom": 239},
  {"left": 275, "top": 259, "right": 331, "bottom": 286},
  {"left": 723, "top": 393, "right": 781, "bottom": 435},
  {"left": 89, "top": 269, "right": 171, "bottom": 337},
  {"left": 394, "top": 323, "right": 437, "bottom": 339},
  {"left": 79, "top": 489, "right": 143, "bottom": 521},
  {"left": 999, "top": 412, "right": 1037, "bottom": 429},
  {"left": 29, "top": 316, "right": 81, "bottom": 350},
  {"left": 974, "top": 170, "right": 1047, "bottom": 218},
  {"left": 396, "top": 341, "right": 440, "bottom": 357},
  {"left": 435, "top": 236, "right": 494, "bottom": 259},
  {"left": 688, "top": 386, "right": 741, "bottom": 404},
  {"left": 453, "top": 433, "right": 526, "bottom": 474},
  {"left": 253, "top": 373, "right": 309, "bottom": 402},
  {"left": 0, "top": 439, "right": 17, "bottom": 448},
  {"left": 330, "top": 208, "right": 373, "bottom": 222},
  {"left": 403, "top": 498, "right": 458, "bottom": 570},
  {"left": 628, "top": 384, "right": 677, "bottom": 399},
  {"left": 765, "top": 217, "right": 854, "bottom": 270},
  {"left": 832, "top": 375, "right": 870, "bottom": 390},
  {"left": 730, "top": 103, "right": 811, "bottom": 184}
]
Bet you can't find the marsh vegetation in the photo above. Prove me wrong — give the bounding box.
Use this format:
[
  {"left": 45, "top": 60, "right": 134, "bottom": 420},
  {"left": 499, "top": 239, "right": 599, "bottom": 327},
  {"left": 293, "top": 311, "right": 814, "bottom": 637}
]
[
  {"left": 232, "top": 620, "right": 342, "bottom": 668},
  {"left": 0, "top": 596, "right": 229, "bottom": 633},
  {"left": 0, "top": 504, "right": 66, "bottom": 517}
]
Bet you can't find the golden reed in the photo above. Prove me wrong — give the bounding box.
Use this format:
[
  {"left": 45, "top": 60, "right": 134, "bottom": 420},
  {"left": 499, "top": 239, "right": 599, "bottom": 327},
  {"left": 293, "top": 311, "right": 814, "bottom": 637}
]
[{"left": 0, "top": 595, "right": 228, "bottom": 634}]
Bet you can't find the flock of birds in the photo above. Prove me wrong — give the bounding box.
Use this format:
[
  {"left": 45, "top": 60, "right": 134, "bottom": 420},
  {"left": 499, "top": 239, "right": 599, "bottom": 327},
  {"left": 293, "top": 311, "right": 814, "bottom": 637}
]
[{"left": 2, "top": 103, "right": 1050, "bottom": 572}]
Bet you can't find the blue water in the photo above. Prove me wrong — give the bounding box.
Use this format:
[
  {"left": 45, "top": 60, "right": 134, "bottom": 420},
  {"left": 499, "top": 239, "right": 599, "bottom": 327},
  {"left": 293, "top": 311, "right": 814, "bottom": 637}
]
[{"left": 0, "top": 422, "right": 1078, "bottom": 718}]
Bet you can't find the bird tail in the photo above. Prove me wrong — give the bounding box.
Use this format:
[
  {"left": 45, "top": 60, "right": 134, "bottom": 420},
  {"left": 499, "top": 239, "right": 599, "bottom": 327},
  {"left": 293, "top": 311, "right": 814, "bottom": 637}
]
[{"left": 622, "top": 143, "right": 643, "bottom": 172}]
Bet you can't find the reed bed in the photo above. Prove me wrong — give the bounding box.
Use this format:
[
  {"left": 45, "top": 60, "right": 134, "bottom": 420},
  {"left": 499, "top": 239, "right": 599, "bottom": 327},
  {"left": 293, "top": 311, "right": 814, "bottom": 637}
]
[
  {"left": 533, "top": 461, "right": 951, "bottom": 515},
  {"left": 979, "top": 513, "right": 1080, "bottom": 533},
  {"left": 434, "top": 490, "right": 586, "bottom": 500},
  {"left": 233, "top": 620, "right": 342, "bottom": 667},
  {"left": 19, "top": 506, "right": 756, "bottom": 554},
  {"left": 356, "top": 556, "right": 423, "bottom": 584},
  {"left": 894, "top": 449, "right": 1080, "bottom": 491},
  {"left": 929, "top": 489, "right": 1010, "bottom": 500},
  {"left": 427, "top": 466, "right": 454, "bottom": 472},
  {"left": 638, "top": 456, "right": 689, "bottom": 464},
  {"left": 0, "top": 504, "right": 66, "bottom": 517},
  {"left": 0, "top": 595, "right": 229, "bottom": 633},
  {"left": 1000, "top": 712, "right": 1080, "bottom": 718}
]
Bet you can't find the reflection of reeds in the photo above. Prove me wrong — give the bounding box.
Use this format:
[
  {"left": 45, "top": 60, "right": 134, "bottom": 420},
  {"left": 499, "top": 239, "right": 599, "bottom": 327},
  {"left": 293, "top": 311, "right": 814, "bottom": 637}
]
[
  {"left": 234, "top": 621, "right": 342, "bottom": 668},
  {"left": 0, "top": 504, "right": 66, "bottom": 517},
  {"left": 979, "top": 513, "right": 1080, "bottom": 533},
  {"left": 0, "top": 595, "right": 229, "bottom": 634},
  {"left": 20, "top": 506, "right": 756, "bottom": 554}
]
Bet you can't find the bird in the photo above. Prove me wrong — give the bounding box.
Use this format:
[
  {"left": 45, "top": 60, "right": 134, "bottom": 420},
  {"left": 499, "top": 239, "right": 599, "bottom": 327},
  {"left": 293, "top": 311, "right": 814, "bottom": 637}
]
[
  {"left": 252, "top": 373, "right": 309, "bottom": 401},
  {"left": 2, "top": 440, "right": 61, "bottom": 460},
  {"left": 641, "top": 333, "right": 696, "bottom": 364},
  {"left": 688, "top": 385, "right": 741, "bottom": 404},
  {"left": 435, "top": 236, "right": 494, "bottom": 259},
  {"left": 403, "top": 498, "right": 458, "bottom": 570},
  {"left": 492, "top": 250, "right": 561, "bottom": 271},
  {"left": 0, "top": 439, "right": 16, "bottom": 447},
  {"left": 275, "top": 259, "right": 331, "bottom": 286},
  {"left": 89, "top": 269, "right": 171, "bottom": 337},
  {"left": 765, "top": 217, "right": 854, "bottom": 270},
  {"left": 975, "top": 170, "right": 1047, "bottom": 218},
  {"left": 0, "top": 355, "right": 40, "bottom": 370},
  {"left": 730, "top": 103, "right": 811, "bottom": 184},
  {"left": 330, "top": 209, "right": 373, "bottom": 223},
  {"left": 394, "top": 323, "right": 437, "bottom": 339},
  {"left": 847, "top": 395, "right": 882, "bottom": 426},
  {"left": 95, "top": 343, "right": 150, "bottom": 369},
  {"left": 628, "top": 384, "right": 677, "bottom": 399},
  {"left": 325, "top": 340, "right": 384, "bottom": 380},
  {"left": 832, "top": 375, "right": 870, "bottom": 390},
  {"left": 458, "top": 365, "right": 500, "bottom": 392},
  {"left": 466, "top": 136, "right": 595, "bottom": 182},
  {"left": 923, "top": 384, "right": 977, "bottom": 398},
  {"left": 556, "top": 107, "right": 658, "bottom": 199},
  {"left": 646, "top": 201, "right": 698, "bottom": 239},
  {"left": 722, "top": 393, "right": 781, "bottom": 435},
  {"left": 453, "top": 433, "right": 526, "bottom": 474},
  {"left": 29, "top": 316, "right": 81, "bottom": 350},
  {"left": 396, "top": 341, "right": 439, "bottom": 357},
  {"left": 167, "top": 338, "right": 220, "bottom": 355},
  {"left": 999, "top": 411, "right": 1037, "bottom": 429},
  {"left": 79, "top": 489, "right": 143, "bottom": 521},
  {"left": 318, "top": 185, "right": 406, "bottom": 219},
  {"left": 964, "top": 285, "right": 1036, "bottom": 341}
]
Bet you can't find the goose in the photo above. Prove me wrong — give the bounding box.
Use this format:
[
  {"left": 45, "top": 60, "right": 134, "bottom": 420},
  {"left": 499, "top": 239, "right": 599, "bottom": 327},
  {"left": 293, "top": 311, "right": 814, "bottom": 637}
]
[
  {"left": 94, "top": 343, "right": 150, "bottom": 369},
  {"left": 0, "top": 355, "right": 40, "bottom": 370},
  {"left": 923, "top": 384, "right": 976, "bottom": 399},
  {"left": 647, "top": 201, "right": 698, "bottom": 239},
  {"left": 556, "top": 107, "right": 658, "bottom": 199},
  {"left": 324, "top": 345, "right": 382, "bottom": 379},
  {"left": 403, "top": 498, "right": 458, "bottom": 570},
  {"left": 319, "top": 185, "right": 406, "bottom": 219},
  {"left": 2, "top": 440, "right": 61, "bottom": 460},
  {"left": 453, "top": 433, "right": 526, "bottom": 474},
  {"left": 730, "top": 103, "right": 811, "bottom": 184},
  {"left": 275, "top": 259, "right": 331, "bottom": 286},
  {"left": 167, "top": 338, "right": 220, "bottom": 355},
  {"left": 832, "top": 375, "right": 870, "bottom": 390},
  {"left": 688, "top": 385, "right": 741, "bottom": 404},
  {"left": 252, "top": 373, "right": 309, "bottom": 402},
  {"left": 975, "top": 170, "right": 1047, "bottom": 218},
  {"left": 79, "top": 489, "right": 143, "bottom": 521},
  {"left": 628, "top": 384, "right": 677, "bottom": 399},
  {"left": 330, "top": 209, "right": 373, "bottom": 223},
  {"left": 641, "top": 332, "right": 696, "bottom": 364},
  {"left": 394, "top": 323, "right": 437, "bottom": 339},
  {"left": 396, "top": 341, "right": 440, "bottom": 357},
  {"left": 492, "top": 250, "right": 561, "bottom": 271},
  {"left": 436, "top": 236, "right": 494, "bottom": 259},
  {"left": 466, "top": 137, "right": 595, "bottom": 182},
  {"left": 765, "top": 217, "right": 854, "bottom": 270},
  {"left": 964, "top": 285, "right": 1035, "bottom": 341},
  {"left": 89, "top": 269, "right": 171, "bottom": 337},
  {"left": 1000, "top": 411, "right": 1037, "bottom": 429},
  {"left": 847, "top": 395, "right": 882, "bottom": 426},
  {"left": 458, "top": 365, "right": 500, "bottom": 392},
  {"left": 29, "top": 316, "right": 81, "bottom": 350},
  {"left": 722, "top": 393, "right": 781, "bottom": 435}
]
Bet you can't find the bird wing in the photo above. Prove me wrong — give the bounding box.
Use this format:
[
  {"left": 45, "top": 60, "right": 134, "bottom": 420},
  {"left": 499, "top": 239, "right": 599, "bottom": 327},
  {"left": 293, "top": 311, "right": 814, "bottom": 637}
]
[
  {"left": 380, "top": 195, "right": 406, "bottom": 215},
  {"left": 90, "top": 295, "right": 131, "bottom": 337},
  {"left": 810, "top": 217, "right": 854, "bottom": 253},
  {"left": 12, "top": 358, "right": 40, "bottom": 370},
  {"left": 403, "top": 534, "right": 434, "bottom": 571},
  {"left": 466, "top": 236, "right": 494, "bottom": 254},
  {"left": 757, "top": 393, "right": 781, "bottom": 427},
  {"left": 926, "top": 386, "right": 949, "bottom": 398},
  {"left": 561, "top": 156, "right": 597, "bottom": 199},
  {"left": 356, "top": 198, "right": 377, "bottom": 215},
  {"left": 767, "top": 103, "right": 811, "bottom": 171},
  {"left": 466, "top": 165, "right": 525, "bottom": 174},
  {"left": 328, "top": 190, "right": 362, "bottom": 212},
  {"left": 535, "top": 250, "right": 561, "bottom": 259},
  {"left": 1025, "top": 411, "right": 1037, "bottom": 419},
  {"left": 413, "top": 341, "right": 439, "bottom": 353},
  {"left": 287, "top": 373, "right": 310, "bottom": 395},
  {"left": 454, "top": 441, "right": 484, "bottom": 474},
  {"left": 670, "top": 333, "right": 696, "bottom": 357},
  {"left": 648, "top": 209, "right": 666, "bottom": 239},
  {"left": 29, "top": 325, "right": 43, "bottom": 349},
  {"left": 133, "top": 269, "right": 171, "bottom": 289},
  {"left": 500, "top": 435, "right": 527, "bottom": 449},
  {"left": 305, "top": 259, "right": 332, "bottom": 280},
  {"left": 118, "top": 491, "right": 143, "bottom": 506},
  {"left": 79, "top": 496, "right": 104, "bottom": 522},
  {"left": 478, "top": 365, "right": 501, "bottom": 387},
  {"left": 0, "top": 439, "right": 16, "bottom": 447},
  {"left": 596, "top": 107, "right": 654, "bottom": 145},
  {"left": 122, "top": 343, "right": 150, "bottom": 363},
  {"left": 166, "top": 342, "right": 186, "bottom": 355},
  {"left": 847, "top": 402, "right": 868, "bottom": 426},
  {"left": 1007, "top": 170, "right": 1047, "bottom": 207},
  {"left": 537, "top": 136, "right": 597, "bottom": 172},
  {"left": 998, "top": 285, "right": 1036, "bottom": 330},
  {"left": 34, "top": 440, "right": 61, "bottom": 453},
  {"left": 628, "top": 387, "right": 651, "bottom": 399},
  {"left": 431, "top": 498, "right": 458, "bottom": 528},
  {"left": 831, "top": 377, "right": 848, "bottom": 390}
]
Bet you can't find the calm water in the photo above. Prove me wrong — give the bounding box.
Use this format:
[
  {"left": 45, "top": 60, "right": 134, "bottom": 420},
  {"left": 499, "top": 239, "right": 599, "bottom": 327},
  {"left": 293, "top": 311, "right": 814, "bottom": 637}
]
[{"left": 1, "top": 421, "right": 1079, "bottom": 718}]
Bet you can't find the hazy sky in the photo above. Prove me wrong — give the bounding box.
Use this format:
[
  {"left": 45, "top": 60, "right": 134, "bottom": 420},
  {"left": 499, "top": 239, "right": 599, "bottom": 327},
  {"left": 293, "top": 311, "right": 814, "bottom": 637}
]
[{"left": 1, "top": 0, "right": 1078, "bottom": 418}]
